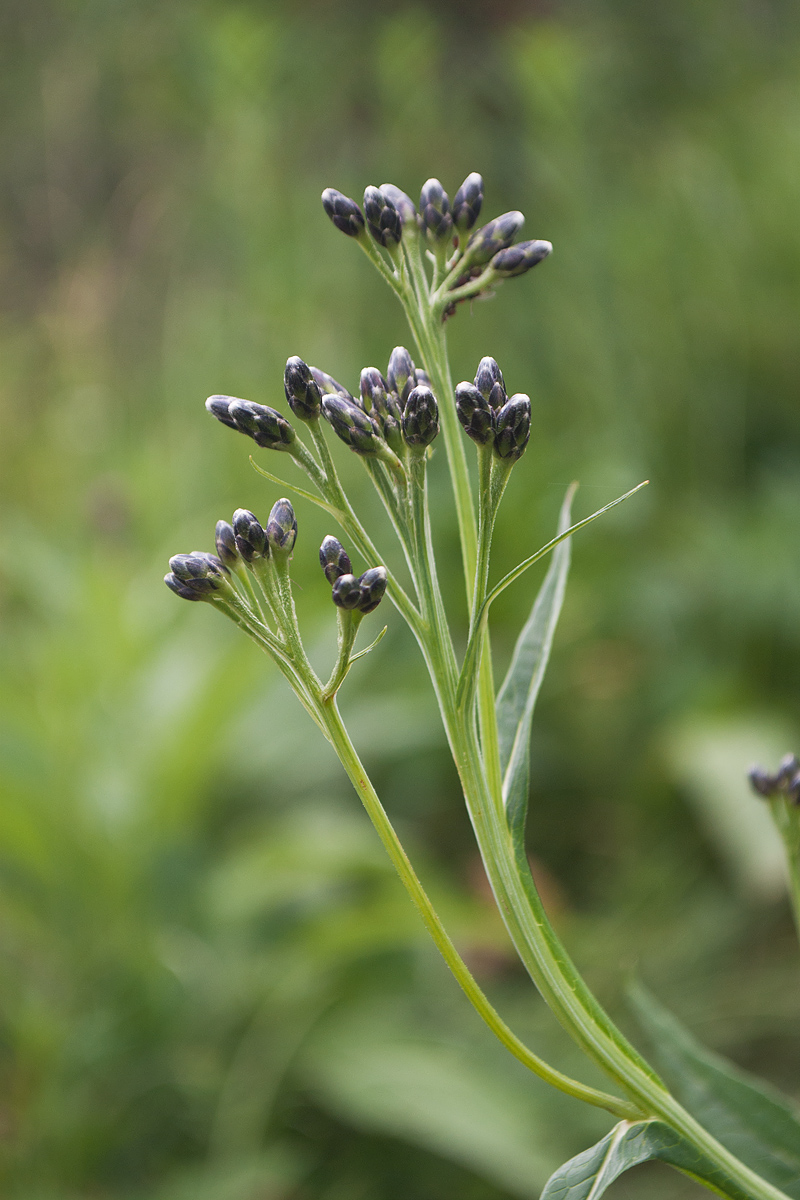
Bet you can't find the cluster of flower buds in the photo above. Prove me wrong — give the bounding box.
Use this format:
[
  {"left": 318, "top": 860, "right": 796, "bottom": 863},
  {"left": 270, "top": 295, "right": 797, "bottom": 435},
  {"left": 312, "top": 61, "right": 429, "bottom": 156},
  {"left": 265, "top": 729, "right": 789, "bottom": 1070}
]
[
  {"left": 321, "top": 173, "right": 551, "bottom": 321},
  {"left": 319, "top": 535, "right": 387, "bottom": 616},
  {"left": 166, "top": 499, "right": 298, "bottom": 606},
  {"left": 206, "top": 395, "right": 296, "bottom": 450},
  {"left": 455, "top": 357, "right": 531, "bottom": 462},
  {"left": 748, "top": 754, "right": 800, "bottom": 805}
]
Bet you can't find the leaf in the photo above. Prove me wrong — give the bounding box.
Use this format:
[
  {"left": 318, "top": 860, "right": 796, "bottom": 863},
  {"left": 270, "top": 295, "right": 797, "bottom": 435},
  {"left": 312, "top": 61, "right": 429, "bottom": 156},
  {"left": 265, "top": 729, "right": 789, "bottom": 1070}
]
[
  {"left": 540, "top": 1118, "right": 752, "bottom": 1200},
  {"left": 248, "top": 456, "right": 340, "bottom": 516},
  {"left": 496, "top": 484, "right": 576, "bottom": 843},
  {"left": 348, "top": 624, "right": 388, "bottom": 664},
  {"left": 629, "top": 984, "right": 800, "bottom": 1199}
]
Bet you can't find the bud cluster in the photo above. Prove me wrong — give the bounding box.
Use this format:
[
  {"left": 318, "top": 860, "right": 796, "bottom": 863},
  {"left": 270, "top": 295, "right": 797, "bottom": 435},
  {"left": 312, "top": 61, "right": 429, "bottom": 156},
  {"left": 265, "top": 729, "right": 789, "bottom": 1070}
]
[
  {"left": 320, "top": 535, "right": 387, "bottom": 616},
  {"left": 749, "top": 754, "right": 800, "bottom": 805},
  {"left": 455, "top": 357, "right": 531, "bottom": 462},
  {"left": 165, "top": 551, "right": 230, "bottom": 601},
  {"left": 206, "top": 395, "right": 295, "bottom": 450}
]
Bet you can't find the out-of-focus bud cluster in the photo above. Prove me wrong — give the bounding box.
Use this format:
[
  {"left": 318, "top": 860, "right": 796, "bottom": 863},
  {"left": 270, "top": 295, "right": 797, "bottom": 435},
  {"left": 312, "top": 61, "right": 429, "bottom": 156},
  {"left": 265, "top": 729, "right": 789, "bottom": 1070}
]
[
  {"left": 320, "top": 535, "right": 387, "bottom": 616},
  {"left": 455, "top": 357, "right": 531, "bottom": 462},
  {"left": 320, "top": 172, "right": 552, "bottom": 322},
  {"left": 748, "top": 754, "right": 800, "bottom": 805}
]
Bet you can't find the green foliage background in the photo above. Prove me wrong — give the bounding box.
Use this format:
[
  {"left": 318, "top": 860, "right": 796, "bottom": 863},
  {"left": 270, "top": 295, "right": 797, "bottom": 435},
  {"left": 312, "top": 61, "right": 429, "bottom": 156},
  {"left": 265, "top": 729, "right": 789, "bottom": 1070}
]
[{"left": 0, "top": 1, "right": 799, "bottom": 1196}]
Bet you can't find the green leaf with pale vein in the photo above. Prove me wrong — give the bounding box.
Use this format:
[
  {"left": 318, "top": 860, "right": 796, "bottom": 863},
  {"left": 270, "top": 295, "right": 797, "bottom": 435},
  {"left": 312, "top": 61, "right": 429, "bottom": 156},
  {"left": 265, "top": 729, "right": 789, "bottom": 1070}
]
[
  {"left": 629, "top": 984, "right": 800, "bottom": 1199},
  {"left": 540, "top": 1118, "right": 753, "bottom": 1200},
  {"left": 496, "top": 485, "right": 575, "bottom": 844}
]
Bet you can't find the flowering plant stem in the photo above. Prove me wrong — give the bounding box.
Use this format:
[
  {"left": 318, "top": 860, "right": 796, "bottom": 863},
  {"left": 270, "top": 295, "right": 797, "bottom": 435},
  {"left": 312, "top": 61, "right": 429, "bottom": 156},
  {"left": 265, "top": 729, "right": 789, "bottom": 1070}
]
[{"left": 181, "top": 180, "right": 796, "bottom": 1200}]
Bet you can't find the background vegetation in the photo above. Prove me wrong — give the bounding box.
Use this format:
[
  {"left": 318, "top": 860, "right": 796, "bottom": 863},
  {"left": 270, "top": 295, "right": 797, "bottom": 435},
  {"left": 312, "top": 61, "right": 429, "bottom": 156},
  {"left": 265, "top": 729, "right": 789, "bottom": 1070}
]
[{"left": 1, "top": 0, "right": 799, "bottom": 1196}]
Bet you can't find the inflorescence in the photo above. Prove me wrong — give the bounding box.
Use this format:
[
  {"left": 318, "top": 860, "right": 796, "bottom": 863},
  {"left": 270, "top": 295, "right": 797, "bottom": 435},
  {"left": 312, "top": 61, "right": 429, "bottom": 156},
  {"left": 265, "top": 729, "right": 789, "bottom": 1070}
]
[{"left": 749, "top": 754, "right": 800, "bottom": 806}]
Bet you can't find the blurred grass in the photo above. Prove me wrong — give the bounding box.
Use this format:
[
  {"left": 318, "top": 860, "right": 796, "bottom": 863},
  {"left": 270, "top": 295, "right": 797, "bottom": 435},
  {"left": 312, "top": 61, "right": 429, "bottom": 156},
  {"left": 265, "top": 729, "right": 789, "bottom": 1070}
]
[{"left": 1, "top": 0, "right": 800, "bottom": 1196}]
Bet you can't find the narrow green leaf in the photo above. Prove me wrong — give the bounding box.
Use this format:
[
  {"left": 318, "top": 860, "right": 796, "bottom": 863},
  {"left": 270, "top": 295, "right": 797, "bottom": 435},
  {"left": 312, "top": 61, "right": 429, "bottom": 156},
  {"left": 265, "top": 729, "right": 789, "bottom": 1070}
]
[
  {"left": 496, "top": 485, "right": 575, "bottom": 843},
  {"left": 540, "top": 1119, "right": 752, "bottom": 1200},
  {"left": 249, "top": 457, "right": 340, "bottom": 516},
  {"left": 629, "top": 984, "right": 800, "bottom": 1199},
  {"left": 349, "top": 625, "right": 388, "bottom": 664}
]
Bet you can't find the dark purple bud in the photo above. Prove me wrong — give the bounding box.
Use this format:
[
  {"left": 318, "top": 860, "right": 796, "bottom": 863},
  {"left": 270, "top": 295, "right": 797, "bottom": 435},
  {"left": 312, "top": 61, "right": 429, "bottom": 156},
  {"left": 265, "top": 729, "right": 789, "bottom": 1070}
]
[
  {"left": 284, "top": 356, "right": 322, "bottom": 421},
  {"left": 332, "top": 573, "right": 363, "bottom": 610},
  {"left": 232, "top": 508, "right": 268, "bottom": 562},
  {"left": 455, "top": 382, "right": 494, "bottom": 446},
  {"left": 309, "top": 366, "right": 356, "bottom": 404},
  {"left": 464, "top": 211, "right": 524, "bottom": 267},
  {"left": 319, "top": 535, "right": 352, "bottom": 585},
  {"left": 357, "top": 566, "right": 387, "bottom": 614},
  {"left": 380, "top": 183, "right": 417, "bottom": 227},
  {"left": 474, "top": 357, "right": 506, "bottom": 409},
  {"left": 205, "top": 395, "right": 238, "bottom": 430},
  {"left": 226, "top": 398, "right": 296, "bottom": 450},
  {"left": 363, "top": 186, "right": 403, "bottom": 249},
  {"left": 321, "top": 394, "right": 382, "bottom": 455},
  {"left": 402, "top": 385, "right": 439, "bottom": 449},
  {"left": 491, "top": 239, "right": 552, "bottom": 278},
  {"left": 419, "top": 178, "right": 453, "bottom": 244},
  {"left": 386, "top": 346, "right": 415, "bottom": 408},
  {"left": 266, "top": 498, "right": 297, "bottom": 557},
  {"left": 215, "top": 520, "right": 239, "bottom": 568},
  {"left": 165, "top": 573, "right": 205, "bottom": 601},
  {"left": 321, "top": 188, "right": 366, "bottom": 238},
  {"left": 493, "top": 393, "right": 531, "bottom": 462},
  {"left": 452, "top": 172, "right": 483, "bottom": 235}
]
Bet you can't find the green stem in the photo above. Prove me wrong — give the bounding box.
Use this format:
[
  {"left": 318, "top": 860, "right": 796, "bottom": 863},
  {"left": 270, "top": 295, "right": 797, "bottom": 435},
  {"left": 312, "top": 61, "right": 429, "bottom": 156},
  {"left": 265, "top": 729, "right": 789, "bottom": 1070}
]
[
  {"left": 770, "top": 798, "right": 800, "bottom": 945},
  {"left": 318, "top": 697, "right": 642, "bottom": 1122}
]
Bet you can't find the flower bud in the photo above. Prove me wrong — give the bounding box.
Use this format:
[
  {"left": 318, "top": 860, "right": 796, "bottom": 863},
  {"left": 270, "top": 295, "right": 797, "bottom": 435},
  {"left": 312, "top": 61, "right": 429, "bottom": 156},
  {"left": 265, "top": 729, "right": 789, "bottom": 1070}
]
[
  {"left": 402, "top": 385, "right": 439, "bottom": 448},
  {"left": 419, "top": 178, "right": 453, "bottom": 244},
  {"left": 205, "top": 395, "right": 239, "bottom": 430},
  {"left": 310, "top": 366, "right": 355, "bottom": 403},
  {"left": 379, "top": 183, "right": 417, "bottom": 227},
  {"left": 232, "top": 508, "right": 268, "bottom": 562},
  {"left": 215, "top": 520, "right": 239, "bottom": 568},
  {"left": 321, "top": 394, "right": 383, "bottom": 455},
  {"left": 363, "top": 186, "right": 402, "bottom": 248},
  {"left": 362, "top": 367, "right": 403, "bottom": 452},
  {"left": 452, "top": 172, "right": 483, "bottom": 235},
  {"left": 465, "top": 211, "right": 524, "bottom": 267},
  {"left": 360, "top": 367, "right": 389, "bottom": 413},
  {"left": 474, "top": 357, "right": 507, "bottom": 409},
  {"left": 386, "top": 346, "right": 415, "bottom": 408},
  {"left": 319, "top": 535, "right": 352, "bottom": 585},
  {"left": 165, "top": 573, "right": 205, "bottom": 601},
  {"left": 493, "top": 393, "right": 531, "bottom": 462},
  {"left": 332, "top": 573, "right": 363, "bottom": 609},
  {"left": 490, "top": 239, "right": 552, "bottom": 278},
  {"left": 266, "top": 498, "right": 297, "bottom": 557},
  {"left": 455, "top": 382, "right": 494, "bottom": 446},
  {"left": 226, "top": 398, "right": 296, "bottom": 450},
  {"left": 357, "top": 566, "right": 387, "bottom": 614},
  {"left": 321, "top": 188, "right": 366, "bottom": 238},
  {"left": 284, "top": 356, "right": 322, "bottom": 421},
  {"left": 165, "top": 552, "right": 230, "bottom": 600}
]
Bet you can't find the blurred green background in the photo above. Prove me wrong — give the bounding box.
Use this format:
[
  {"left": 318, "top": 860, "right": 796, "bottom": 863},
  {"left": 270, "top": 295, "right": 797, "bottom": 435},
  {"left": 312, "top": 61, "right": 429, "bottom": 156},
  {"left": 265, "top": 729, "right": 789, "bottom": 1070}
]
[{"left": 1, "top": 0, "right": 799, "bottom": 1196}]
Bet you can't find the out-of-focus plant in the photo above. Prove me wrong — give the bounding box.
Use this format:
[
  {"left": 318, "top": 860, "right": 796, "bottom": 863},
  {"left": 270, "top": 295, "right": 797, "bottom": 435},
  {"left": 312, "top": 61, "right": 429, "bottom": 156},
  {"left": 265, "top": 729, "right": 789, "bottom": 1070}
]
[{"left": 168, "top": 174, "right": 800, "bottom": 1200}]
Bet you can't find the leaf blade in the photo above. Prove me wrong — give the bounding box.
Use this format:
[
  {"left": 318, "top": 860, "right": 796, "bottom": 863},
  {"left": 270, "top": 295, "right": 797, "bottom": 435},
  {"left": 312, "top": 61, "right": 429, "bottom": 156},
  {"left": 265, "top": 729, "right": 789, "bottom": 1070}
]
[
  {"left": 496, "top": 485, "right": 575, "bottom": 843},
  {"left": 629, "top": 984, "right": 800, "bottom": 1199},
  {"left": 540, "top": 1119, "right": 753, "bottom": 1200}
]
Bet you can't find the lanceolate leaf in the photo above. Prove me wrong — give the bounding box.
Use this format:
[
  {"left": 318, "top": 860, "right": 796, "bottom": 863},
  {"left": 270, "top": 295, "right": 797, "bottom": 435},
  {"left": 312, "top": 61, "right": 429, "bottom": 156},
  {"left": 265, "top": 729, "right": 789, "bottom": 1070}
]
[
  {"left": 496, "top": 485, "right": 576, "bottom": 843},
  {"left": 629, "top": 984, "right": 800, "bottom": 1199},
  {"left": 540, "top": 1118, "right": 755, "bottom": 1200}
]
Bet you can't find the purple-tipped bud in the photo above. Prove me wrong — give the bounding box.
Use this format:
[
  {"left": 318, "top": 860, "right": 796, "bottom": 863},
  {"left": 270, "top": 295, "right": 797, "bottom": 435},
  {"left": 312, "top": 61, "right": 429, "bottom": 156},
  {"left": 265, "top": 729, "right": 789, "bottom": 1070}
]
[
  {"left": 321, "top": 188, "right": 366, "bottom": 238},
  {"left": 465, "top": 211, "right": 525, "bottom": 267},
  {"left": 309, "top": 366, "right": 355, "bottom": 403},
  {"left": 215, "top": 520, "right": 239, "bottom": 568},
  {"left": 232, "top": 508, "right": 268, "bottom": 562},
  {"left": 284, "top": 356, "right": 322, "bottom": 421},
  {"left": 493, "top": 393, "right": 531, "bottom": 462},
  {"left": 224, "top": 398, "right": 296, "bottom": 450},
  {"left": 357, "top": 566, "right": 387, "bottom": 614},
  {"left": 414, "top": 367, "right": 431, "bottom": 387},
  {"left": 455, "top": 382, "right": 494, "bottom": 446},
  {"left": 363, "top": 186, "right": 402, "bottom": 249},
  {"left": 380, "top": 183, "right": 417, "bottom": 227},
  {"left": 361, "top": 367, "right": 403, "bottom": 451},
  {"left": 319, "top": 535, "right": 352, "bottom": 585},
  {"left": 165, "top": 573, "right": 205, "bottom": 601},
  {"left": 474, "top": 357, "right": 507, "bottom": 409},
  {"left": 419, "top": 178, "right": 453, "bottom": 244},
  {"left": 402, "top": 385, "right": 439, "bottom": 449},
  {"left": 491, "top": 239, "right": 552, "bottom": 278},
  {"left": 360, "top": 367, "right": 389, "bottom": 413},
  {"left": 206, "top": 395, "right": 239, "bottom": 430},
  {"left": 386, "top": 346, "right": 415, "bottom": 407},
  {"left": 452, "top": 172, "right": 483, "bottom": 235},
  {"left": 266, "top": 498, "right": 297, "bottom": 557},
  {"left": 321, "top": 394, "right": 382, "bottom": 455},
  {"left": 332, "top": 573, "right": 363, "bottom": 610},
  {"left": 748, "top": 754, "right": 800, "bottom": 804}
]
